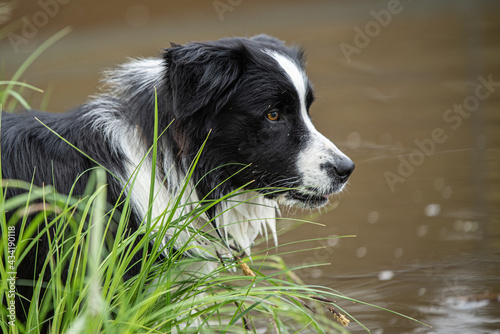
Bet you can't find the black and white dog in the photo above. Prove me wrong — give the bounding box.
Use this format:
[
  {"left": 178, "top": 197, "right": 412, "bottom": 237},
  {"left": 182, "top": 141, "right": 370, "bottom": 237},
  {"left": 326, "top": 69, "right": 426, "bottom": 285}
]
[{"left": 2, "top": 34, "right": 354, "bottom": 314}]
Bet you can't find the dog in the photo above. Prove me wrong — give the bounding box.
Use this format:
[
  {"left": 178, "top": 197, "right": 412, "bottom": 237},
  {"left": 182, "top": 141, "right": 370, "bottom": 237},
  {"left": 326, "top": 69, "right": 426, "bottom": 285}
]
[{"left": 1, "top": 34, "right": 354, "bottom": 323}]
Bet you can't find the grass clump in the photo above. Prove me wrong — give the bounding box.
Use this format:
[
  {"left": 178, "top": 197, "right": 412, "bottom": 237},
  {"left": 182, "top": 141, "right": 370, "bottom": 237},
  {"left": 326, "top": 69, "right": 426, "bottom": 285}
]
[{"left": 0, "top": 146, "right": 358, "bottom": 333}]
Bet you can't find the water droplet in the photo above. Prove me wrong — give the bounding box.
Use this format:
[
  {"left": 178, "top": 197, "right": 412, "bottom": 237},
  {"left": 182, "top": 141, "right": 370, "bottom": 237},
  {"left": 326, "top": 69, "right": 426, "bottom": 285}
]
[
  {"left": 418, "top": 287, "right": 427, "bottom": 296},
  {"left": 378, "top": 270, "right": 394, "bottom": 281},
  {"left": 417, "top": 225, "right": 428, "bottom": 237},
  {"left": 368, "top": 211, "right": 380, "bottom": 224},
  {"left": 346, "top": 132, "right": 362, "bottom": 149},
  {"left": 394, "top": 247, "right": 403, "bottom": 258},
  {"left": 463, "top": 221, "right": 479, "bottom": 233},
  {"left": 356, "top": 247, "right": 367, "bottom": 258},
  {"left": 310, "top": 268, "right": 323, "bottom": 279},
  {"left": 326, "top": 235, "right": 340, "bottom": 247},
  {"left": 425, "top": 203, "right": 441, "bottom": 217}
]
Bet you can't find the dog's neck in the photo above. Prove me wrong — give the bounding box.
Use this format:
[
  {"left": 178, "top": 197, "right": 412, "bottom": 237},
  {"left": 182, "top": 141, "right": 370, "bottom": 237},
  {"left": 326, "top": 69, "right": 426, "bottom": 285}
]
[
  {"left": 111, "top": 118, "right": 278, "bottom": 261},
  {"left": 94, "top": 57, "right": 280, "bottom": 261},
  {"left": 213, "top": 192, "right": 279, "bottom": 256},
  {"left": 160, "top": 181, "right": 280, "bottom": 261}
]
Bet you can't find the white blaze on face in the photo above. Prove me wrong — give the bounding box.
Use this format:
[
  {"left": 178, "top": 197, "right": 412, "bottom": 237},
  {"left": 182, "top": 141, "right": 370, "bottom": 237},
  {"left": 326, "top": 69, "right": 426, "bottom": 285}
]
[{"left": 263, "top": 50, "right": 350, "bottom": 194}]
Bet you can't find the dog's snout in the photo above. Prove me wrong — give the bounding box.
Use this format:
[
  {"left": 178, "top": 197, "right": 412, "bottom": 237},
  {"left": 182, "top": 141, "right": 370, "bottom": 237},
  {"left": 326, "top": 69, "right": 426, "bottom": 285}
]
[
  {"left": 334, "top": 157, "right": 355, "bottom": 180},
  {"left": 321, "top": 157, "right": 355, "bottom": 181}
]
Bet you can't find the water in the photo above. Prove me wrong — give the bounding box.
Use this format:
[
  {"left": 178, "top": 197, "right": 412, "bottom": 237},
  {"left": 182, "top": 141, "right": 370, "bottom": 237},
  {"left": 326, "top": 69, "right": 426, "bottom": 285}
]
[{"left": 2, "top": 0, "right": 499, "bottom": 332}]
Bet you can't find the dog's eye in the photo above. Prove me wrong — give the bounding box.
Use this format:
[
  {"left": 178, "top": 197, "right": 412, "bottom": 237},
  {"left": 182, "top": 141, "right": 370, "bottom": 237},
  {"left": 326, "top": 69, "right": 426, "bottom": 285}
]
[{"left": 266, "top": 111, "right": 279, "bottom": 122}]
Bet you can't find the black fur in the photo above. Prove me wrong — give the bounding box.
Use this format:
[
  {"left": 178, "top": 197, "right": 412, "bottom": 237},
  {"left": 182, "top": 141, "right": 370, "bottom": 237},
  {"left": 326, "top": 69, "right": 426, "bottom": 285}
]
[{"left": 1, "top": 34, "right": 353, "bottom": 327}]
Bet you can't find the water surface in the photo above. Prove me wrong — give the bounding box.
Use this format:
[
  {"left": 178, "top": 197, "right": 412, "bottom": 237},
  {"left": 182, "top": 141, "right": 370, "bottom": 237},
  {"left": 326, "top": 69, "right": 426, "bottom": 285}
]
[{"left": 2, "top": 1, "right": 499, "bottom": 332}]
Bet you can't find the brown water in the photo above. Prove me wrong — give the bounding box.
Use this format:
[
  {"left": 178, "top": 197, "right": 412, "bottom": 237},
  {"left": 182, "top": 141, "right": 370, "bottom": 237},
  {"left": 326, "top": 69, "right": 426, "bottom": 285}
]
[{"left": 2, "top": 1, "right": 500, "bottom": 333}]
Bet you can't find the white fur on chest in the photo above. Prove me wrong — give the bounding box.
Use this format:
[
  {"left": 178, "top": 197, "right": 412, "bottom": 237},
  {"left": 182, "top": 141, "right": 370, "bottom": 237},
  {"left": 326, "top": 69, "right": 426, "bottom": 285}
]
[
  {"left": 117, "top": 127, "right": 279, "bottom": 261},
  {"left": 93, "top": 57, "right": 280, "bottom": 262}
]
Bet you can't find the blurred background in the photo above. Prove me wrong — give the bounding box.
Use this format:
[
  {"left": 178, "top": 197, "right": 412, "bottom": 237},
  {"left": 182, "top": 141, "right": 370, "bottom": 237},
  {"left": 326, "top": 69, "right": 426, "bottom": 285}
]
[{"left": 1, "top": 0, "right": 499, "bottom": 333}]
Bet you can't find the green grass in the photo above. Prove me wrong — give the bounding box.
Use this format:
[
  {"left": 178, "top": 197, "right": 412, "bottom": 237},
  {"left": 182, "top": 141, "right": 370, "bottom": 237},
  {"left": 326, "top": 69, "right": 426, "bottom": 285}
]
[
  {"left": 0, "top": 28, "right": 427, "bottom": 334},
  {"left": 0, "top": 141, "right": 359, "bottom": 333}
]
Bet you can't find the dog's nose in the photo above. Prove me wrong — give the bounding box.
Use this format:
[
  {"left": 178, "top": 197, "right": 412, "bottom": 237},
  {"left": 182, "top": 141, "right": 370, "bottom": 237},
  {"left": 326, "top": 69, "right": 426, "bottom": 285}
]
[
  {"left": 321, "top": 157, "right": 355, "bottom": 182},
  {"left": 334, "top": 157, "right": 355, "bottom": 181}
]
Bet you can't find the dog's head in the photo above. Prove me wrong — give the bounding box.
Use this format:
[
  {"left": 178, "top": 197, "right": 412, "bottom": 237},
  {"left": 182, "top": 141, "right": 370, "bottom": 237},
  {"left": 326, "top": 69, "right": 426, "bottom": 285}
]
[{"left": 164, "top": 34, "right": 354, "bottom": 209}]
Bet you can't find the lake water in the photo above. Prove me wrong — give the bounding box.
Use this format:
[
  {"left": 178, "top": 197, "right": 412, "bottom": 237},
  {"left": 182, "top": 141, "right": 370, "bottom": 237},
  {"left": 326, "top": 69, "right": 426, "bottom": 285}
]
[{"left": 2, "top": 0, "right": 499, "bottom": 333}]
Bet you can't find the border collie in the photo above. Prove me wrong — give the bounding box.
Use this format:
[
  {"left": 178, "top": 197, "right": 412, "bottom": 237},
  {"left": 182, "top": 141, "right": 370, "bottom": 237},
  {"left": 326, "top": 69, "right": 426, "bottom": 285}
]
[{"left": 2, "top": 34, "right": 354, "bottom": 320}]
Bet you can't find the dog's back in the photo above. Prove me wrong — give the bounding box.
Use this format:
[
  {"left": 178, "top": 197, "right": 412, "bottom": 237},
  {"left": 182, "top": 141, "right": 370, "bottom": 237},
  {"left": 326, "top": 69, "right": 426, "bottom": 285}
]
[{"left": 1, "top": 109, "right": 133, "bottom": 325}]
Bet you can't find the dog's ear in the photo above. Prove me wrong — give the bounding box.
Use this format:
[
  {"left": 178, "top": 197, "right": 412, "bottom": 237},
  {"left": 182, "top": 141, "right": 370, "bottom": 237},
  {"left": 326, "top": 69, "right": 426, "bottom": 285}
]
[{"left": 164, "top": 42, "right": 245, "bottom": 118}]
